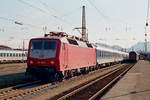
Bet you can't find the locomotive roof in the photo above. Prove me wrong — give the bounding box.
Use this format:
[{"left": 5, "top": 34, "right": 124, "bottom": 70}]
[
  {"left": 31, "top": 36, "right": 69, "bottom": 43},
  {"left": 31, "top": 36, "right": 94, "bottom": 48}
]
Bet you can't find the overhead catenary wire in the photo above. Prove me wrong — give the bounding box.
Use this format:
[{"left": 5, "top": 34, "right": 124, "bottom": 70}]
[
  {"left": 146, "top": 0, "right": 150, "bottom": 22},
  {"left": 87, "top": 0, "right": 110, "bottom": 21},
  {"left": 38, "top": 0, "right": 58, "bottom": 15},
  {"left": 18, "top": 0, "right": 76, "bottom": 28},
  {"left": 0, "top": 16, "right": 15, "bottom": 22},
  {"left": 87, "top": 0, "right": 129, "bottom": 27},
  {"left": 59, "top": 7, "right": 81, "bottom": 18},
  {"left": 0, "top": 16, "right": 51, "bottom": 32},
  {"left": 86, "top": 0, "right": 129, "bottom": 33},
  {"left": 38, "top": 0, "right": 77, "bottom": 28}
]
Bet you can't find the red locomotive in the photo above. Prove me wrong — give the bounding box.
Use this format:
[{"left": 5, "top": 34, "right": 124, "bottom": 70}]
[
  {"left": 26, "top": 32, "right": 96, "bottom": 81},
  {"left": 26, "top": 32, "right": 129, "bottom": 82}
]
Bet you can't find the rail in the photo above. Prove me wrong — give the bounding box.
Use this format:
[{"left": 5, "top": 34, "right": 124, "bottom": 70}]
[
  {"left": 0, "top": 64, "right": 132, "bottom": 100},
  {"left": 53, "top": 64, "right": 134, "bottom": 100}
]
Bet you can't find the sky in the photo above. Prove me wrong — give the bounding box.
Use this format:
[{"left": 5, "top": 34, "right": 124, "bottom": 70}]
[{"left": 0, "top": 0, "right": 150, "bottom": 49}]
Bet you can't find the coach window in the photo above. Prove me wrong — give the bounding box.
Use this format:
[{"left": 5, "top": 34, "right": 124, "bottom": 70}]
[
  {"left": 1, "top": 53, "right": 3, "bottom": 57},
  {"left": 106, "top": 52, "right": 108, "bottom": 57},
  {"left": 3, "top": 53, "right": 6, "bottom": 57},
  {"left": 107, "top": 52, "right": 109, "bottom": 58},
  {"left": 111, "top": 53, "right": 113, "bottom": 58},
  {"left": 3, "top": 53, "right": 5, "bottom": 57},
  {"left": 102, "top": 51, "right": 104, "bottom": 57},
  {"left": 101, "top": 51, "right": 103, "bottom": 57},
  {"left": 7, "top": 53, "right": 9, "bottom": 57},
  {"left": 62, "top": 43, "right": 65, "bottom": 50},
  {"left": 99, "top": 50, "right": 101, "bottom": 57},
  {"left": 104, "top": 51, "right": 106, "bottom": 57},
  {"left": 10, "top": 53, "right": 12, "bottom": 57},
  {"left": 13, "top": 53, "right": 15, "bottom": 57},
  {"left": 103, "top": 51, "right": 105, "bottom": 57},
  {"left": 19, "top": 53, "right": 21, "bottom": 57},
  {"left": 25, "top": 53, "right": 27, "bottom": 57}
]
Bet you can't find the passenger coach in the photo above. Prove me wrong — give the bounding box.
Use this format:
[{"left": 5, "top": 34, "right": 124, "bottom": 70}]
[
  {"left": 96, "top": 46, "right": 129, "bottom": 65},
  {"left": 0, "top": 49, "right": 27, "bottom": 63}
]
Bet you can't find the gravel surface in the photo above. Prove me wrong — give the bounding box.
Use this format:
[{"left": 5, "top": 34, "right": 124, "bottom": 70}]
[
  {"left": 0, "top": 63, "right": 26, "bottom": 75},
  {"left": 0, "top": 63, "right": 27, "bottom": 89},
  {"left": 27, "top": 64, "right": 123, "bottom": 100}
]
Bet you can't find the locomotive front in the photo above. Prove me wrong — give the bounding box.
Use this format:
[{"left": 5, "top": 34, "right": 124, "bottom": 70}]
[{"left": 26, "top": 38, "right": 61, "bottom": 81}]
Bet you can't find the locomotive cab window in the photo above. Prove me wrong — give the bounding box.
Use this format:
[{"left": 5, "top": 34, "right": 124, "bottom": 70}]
[
  {"left": 31, "top": 41, "right": 43, "bottom": 50},
  {"left": 31, "top": 40, "right": 57, "bottom": 50},
  {"left": 44, "top": 40, "right": 57, "bottom": 50},
  {"left": 30, "top": 40, "right": 58, "bottom": 59}
]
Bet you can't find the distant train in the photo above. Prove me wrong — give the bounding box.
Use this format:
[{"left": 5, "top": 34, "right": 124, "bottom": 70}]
[
  {"left": 0, "top": 49, "right": 27, "bottom": 63},
  {"left": 129, "top": 51, "right": 139, "bottom": 62},
  {"left": 26, "top": 32, "right": 129, "bottom": 82}
]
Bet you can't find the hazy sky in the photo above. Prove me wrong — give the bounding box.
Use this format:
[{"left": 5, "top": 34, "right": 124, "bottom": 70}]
[{"left": 0, "top": 0, "right": 149, "bottom": 48}]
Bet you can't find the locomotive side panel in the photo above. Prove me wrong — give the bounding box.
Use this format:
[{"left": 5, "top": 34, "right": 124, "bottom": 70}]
[
  {"left": 61, "top": 44, "right": 96, "bottom": 70},
  {"left": 58, "top": 42, "right": 68, "bottom": 71}
]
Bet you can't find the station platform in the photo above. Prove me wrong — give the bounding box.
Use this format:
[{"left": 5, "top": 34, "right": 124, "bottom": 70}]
[{"left": 101, "top": 60, "right": 150, "bottom": 100}]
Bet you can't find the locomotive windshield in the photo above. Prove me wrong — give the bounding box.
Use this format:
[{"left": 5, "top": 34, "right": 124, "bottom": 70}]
[
  {"left": 31, "top": 41, "right": 43, "bottom": 50},
  {"left": 30, "top": 40, "right": 58, "bottom": 59}
]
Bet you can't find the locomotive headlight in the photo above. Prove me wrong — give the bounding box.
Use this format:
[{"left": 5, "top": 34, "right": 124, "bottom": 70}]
[
  {"left": 50, "top": 61, "right": 55, "bottom": 64},
  {"left": 30, "top": 60, "right": 34, "bottom": 64}
]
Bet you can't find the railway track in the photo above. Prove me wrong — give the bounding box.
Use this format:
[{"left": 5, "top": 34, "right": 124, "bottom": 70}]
[
  {"left": 0, "top": 80, "right": 41, "bottom": 99},
  {"left": 0, "top": 63, "right": 133, "bottom": 100},
  {"left": 51, "top": 63, "right": 135, "bottom": 100}
]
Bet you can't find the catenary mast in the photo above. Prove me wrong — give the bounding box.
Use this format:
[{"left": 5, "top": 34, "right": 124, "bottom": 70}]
[
  {"left": 82, "top": 6, "right": 88, "bottom": 41},
  {"left": 145, "top": 0, "right": 150, "bottom": 52}
]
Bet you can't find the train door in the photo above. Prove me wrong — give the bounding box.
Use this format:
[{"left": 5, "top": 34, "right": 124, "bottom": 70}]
[{"left": 62, "top": 43, "right": 68, "bottom": 69}]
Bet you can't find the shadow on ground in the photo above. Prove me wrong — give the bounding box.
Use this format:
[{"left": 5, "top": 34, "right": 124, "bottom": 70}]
[{"left": 0, "top": 72, "right": 29, "bottom": 89}]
